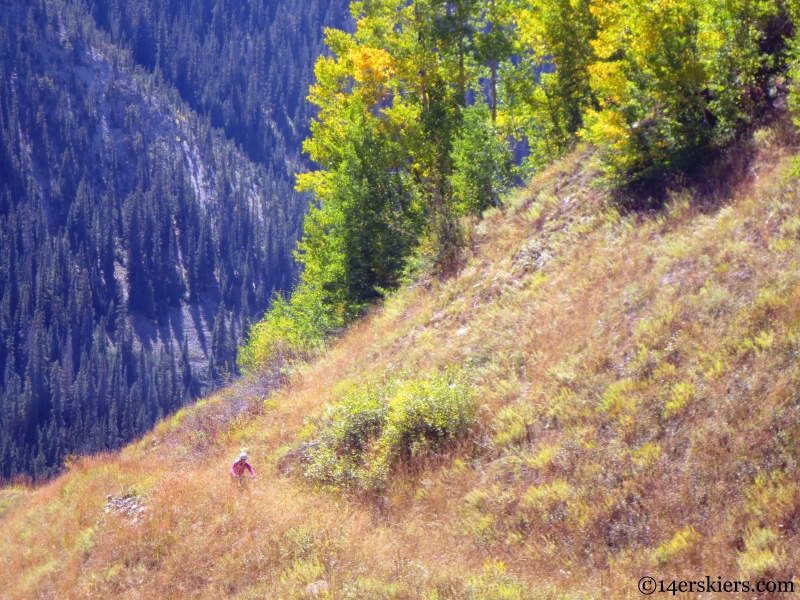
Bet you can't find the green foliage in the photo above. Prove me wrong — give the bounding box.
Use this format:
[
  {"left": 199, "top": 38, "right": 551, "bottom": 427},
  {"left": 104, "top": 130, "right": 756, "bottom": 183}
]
[
  {"left": 242, "top": 99, "right": 426, "bottom": 370},
  {"left": 584, "top": 0, "right": 786, "bottom": 182},
  {"left": 653, "top": 526, "right": 701, "bottom": 565},
  {"left": 787, "top": 1, "right": 800, "bottom": 125},
  {"left": 244, "top": 0, "right": 800, "bottom": 376},
  {"left": 300, "top": 101, "right": 425, "bottom": 308},
  {"left": 452, "top": 101, "right": 517, "bottom": 214},
  {"left": 238, "top": 290, "right": 344, "bottom": 372},
  {"left": 463, "top": 560, "right": 533, "bottom": 600},
  {"left": 502, "top": 0, "right": 598, "bottom": 169},
  {"left": 244, "top": 0, "right": 486, "bottom": 363},
  {"left": 303, "top": 370, "right": 477, "bottom": 491}
]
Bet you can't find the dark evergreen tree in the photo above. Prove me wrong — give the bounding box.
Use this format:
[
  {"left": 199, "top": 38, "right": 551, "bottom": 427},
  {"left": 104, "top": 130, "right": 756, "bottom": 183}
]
[{"left": 0, "top": 0, "right": 349, "bottom": 480}]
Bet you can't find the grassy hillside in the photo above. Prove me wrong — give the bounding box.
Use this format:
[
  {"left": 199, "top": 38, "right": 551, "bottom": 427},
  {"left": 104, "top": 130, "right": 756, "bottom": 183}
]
[{"left": 2, "top": 120, "right": 800, "bottom": 598}]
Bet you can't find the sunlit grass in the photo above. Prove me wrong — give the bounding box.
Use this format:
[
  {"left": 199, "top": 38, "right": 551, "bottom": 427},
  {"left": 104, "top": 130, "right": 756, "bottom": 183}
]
[{"left": 2, "top": 125, "right": 800, "bottom": 597}]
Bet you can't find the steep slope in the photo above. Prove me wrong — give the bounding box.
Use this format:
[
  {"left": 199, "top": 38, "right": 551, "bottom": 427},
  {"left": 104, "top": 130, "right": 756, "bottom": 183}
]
[
  {"left": 2, "top": 123, "right": 800, "bottom": 597},
  {"left": 0, "top": 0, "right": 304, "bottom": 480}
]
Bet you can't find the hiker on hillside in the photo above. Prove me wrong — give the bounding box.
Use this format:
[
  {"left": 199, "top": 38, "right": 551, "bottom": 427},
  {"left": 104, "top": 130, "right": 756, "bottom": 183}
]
[{"left": 231, "top": 452, "right": 256, "bottom": 480}]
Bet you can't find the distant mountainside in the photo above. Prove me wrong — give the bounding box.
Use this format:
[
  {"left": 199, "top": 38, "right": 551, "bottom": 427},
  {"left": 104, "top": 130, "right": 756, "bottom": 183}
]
[
  {"left": 0, "top": 0, "right": 347, "bottom": 481},
  {"left": 84, "top": 0, "right": 349, "bottom": 169}
]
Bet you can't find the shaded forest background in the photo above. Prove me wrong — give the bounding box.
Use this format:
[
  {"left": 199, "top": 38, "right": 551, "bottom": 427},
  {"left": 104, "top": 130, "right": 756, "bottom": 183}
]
[{"left": 0, "top": 0, "right": 349, "bottom": 480}]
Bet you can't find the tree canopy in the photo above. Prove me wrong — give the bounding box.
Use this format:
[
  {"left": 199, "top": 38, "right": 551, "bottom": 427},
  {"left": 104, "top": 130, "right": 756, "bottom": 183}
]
[{"left": 243, "top": 0, "right": 800, "bottom": 369}]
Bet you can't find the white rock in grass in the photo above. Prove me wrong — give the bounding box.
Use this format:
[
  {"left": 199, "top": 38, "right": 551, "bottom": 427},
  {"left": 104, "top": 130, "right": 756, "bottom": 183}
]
[{"left": 305, "top": 580, "right": 329, "bottom": 598}]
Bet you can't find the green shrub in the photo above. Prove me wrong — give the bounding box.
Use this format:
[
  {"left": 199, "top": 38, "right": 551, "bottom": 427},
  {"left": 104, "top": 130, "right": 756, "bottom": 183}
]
[
  {"left": 238, "top": 285, "right": 346, "bottom": 373},
  {"left": 304, "top": 370, "right": 477, "bottom": 491},
  {"left": 464, "top": 561, "right": 532, "bottom": 600},
  {"left": 451, "top": 101, "right": 517, "bottom": 215},
  {"left": 585, "top": 0, "right": 785, "bottom": 183}
]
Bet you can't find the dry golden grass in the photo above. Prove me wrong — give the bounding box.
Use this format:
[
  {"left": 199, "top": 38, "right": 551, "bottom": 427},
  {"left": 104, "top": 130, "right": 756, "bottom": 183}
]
[{"left": 3, "top": 123, "right": 800, "bottom": 598}]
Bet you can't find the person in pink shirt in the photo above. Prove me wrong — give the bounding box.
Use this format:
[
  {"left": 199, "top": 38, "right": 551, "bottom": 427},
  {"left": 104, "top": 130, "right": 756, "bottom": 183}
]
[{"left": 231, "top": 452, "right": 256, "bottom": 479}]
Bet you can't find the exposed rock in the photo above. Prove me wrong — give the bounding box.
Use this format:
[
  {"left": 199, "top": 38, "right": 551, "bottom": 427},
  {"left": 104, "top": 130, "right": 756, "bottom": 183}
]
[
  {"left": 512, "top": 239, "right": 551, "bottom": 274},
  {"left": 305, "top": 580, "right": 329, "bottom": 598},
  {"left": 104, "top": 494, "right": 147, "bottom": 520}
]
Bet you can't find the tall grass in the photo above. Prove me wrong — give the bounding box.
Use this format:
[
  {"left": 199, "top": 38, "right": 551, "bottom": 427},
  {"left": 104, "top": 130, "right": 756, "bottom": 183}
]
[{"left": 2, "top": 122, "right": 800, "bottom": 598}]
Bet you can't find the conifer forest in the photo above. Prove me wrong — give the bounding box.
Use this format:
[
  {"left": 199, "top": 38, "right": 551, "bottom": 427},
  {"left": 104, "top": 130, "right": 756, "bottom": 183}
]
[{"left": 0, "top": 0, "right": 348, "bottom": 480}]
